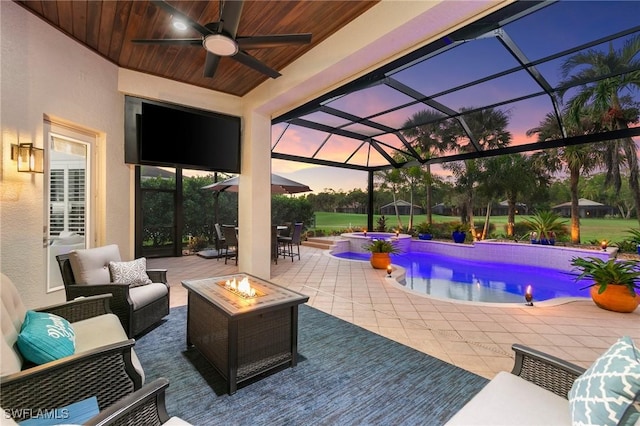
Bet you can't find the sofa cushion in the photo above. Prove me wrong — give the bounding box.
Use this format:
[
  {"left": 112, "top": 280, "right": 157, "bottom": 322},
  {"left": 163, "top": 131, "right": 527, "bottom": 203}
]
[
  {"left": 444, "top": 371, "right": 571, "bottom": 425},
  {"left": 69, "top": 244, "right": 121, "bottom": 284},
  {"left": 109, "top": 258, "right": 152, "bottom": 287},
  {"left": 129, "top": 283, "right": 168, "bottom": 310},
  {"left": 17, "top": 311, "right": 76, "bottom": 365},
  {"left": 72, "top": 313, "right": 145, "bottom": 384},
  {"left": 569, "top": 336, "right": 640, "bottom": 425},
  {"left": 1, "top": 273, "right": 27, "bottom": 376}
]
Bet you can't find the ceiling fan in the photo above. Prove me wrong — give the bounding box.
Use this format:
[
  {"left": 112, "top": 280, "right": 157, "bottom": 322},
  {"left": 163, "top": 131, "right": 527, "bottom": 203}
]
[{"left": 132, "top": 0, "right": 312, "bottom": 79}]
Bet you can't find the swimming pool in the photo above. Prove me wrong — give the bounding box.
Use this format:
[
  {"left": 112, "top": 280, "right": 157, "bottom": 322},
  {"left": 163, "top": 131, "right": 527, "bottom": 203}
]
[{"left": 333, "top": 251, "right": 593, "bottom": 304}]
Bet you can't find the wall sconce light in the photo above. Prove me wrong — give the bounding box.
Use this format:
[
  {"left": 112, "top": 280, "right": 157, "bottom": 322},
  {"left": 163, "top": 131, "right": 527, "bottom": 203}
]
[{"left": 11, "top": 143, "right": 44, "bottom": 173}]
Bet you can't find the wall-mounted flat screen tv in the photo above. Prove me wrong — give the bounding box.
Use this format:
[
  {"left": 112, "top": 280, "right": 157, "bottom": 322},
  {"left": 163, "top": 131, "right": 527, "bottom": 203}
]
[{"left": 125, "top": 96, "right": 241, "bottom": 173}]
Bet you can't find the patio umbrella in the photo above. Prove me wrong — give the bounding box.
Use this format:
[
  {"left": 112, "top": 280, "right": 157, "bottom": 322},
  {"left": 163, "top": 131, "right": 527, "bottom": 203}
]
[{"left": 201, "top": 173, "right": 312, "bottom": 195}]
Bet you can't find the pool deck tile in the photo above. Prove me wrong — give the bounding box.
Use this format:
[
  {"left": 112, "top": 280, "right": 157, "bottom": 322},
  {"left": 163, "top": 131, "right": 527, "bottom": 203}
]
[{"left": 150, "top": 243, "right": 640, "bottom": 380}]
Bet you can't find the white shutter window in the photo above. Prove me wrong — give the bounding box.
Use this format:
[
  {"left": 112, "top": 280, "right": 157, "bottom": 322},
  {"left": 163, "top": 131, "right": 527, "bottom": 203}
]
[{"left": 48, "top": 136, "right": 87, "bottom": 238}]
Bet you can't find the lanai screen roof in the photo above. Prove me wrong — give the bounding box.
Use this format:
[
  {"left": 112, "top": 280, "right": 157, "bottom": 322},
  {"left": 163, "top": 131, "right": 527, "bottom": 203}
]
[{"left": 272, "top": 0, "right": 640, "bottom": 172}]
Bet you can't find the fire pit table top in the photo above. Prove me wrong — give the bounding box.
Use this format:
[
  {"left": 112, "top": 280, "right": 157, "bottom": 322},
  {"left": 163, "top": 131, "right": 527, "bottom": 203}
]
[{"left": 182, "top": 273, "right": 308, "bottom": 317}]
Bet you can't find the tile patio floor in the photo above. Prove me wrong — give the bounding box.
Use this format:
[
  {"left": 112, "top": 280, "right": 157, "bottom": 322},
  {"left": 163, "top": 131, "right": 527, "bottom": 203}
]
[{"left": 148, "top": 244, "right": 640, "bottom": 380}]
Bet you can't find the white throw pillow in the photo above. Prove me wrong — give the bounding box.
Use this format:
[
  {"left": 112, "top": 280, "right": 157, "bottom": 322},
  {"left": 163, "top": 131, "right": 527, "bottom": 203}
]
[{"left": 109, "top": 258, "right": 152, "bottom": 287}]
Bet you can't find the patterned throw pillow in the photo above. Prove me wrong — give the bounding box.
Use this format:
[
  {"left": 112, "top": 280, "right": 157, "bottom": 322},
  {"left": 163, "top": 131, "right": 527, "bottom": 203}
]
[
  {"left": 568, "top": 336, "right": 640, "bottom": 425},
  {"left": 109, "top": 258, "right": 152, "bottom": 287},
  {"left": 17, "top": 310, "right": 76, "bottom": 365}
]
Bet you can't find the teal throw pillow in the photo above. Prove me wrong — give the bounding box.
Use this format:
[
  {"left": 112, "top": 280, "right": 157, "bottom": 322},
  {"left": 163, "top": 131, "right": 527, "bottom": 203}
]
[
  {"left": 17, "top": 310, "right": 76, "bottom": 365},
  {"left": 568, "top": 336, "right": 640, "bottom": 425}
]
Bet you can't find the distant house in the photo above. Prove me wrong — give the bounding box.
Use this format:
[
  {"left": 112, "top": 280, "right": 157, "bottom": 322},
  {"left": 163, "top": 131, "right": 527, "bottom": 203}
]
[
  {"left": 432, "top": 203, "right": 453, "bottom": 216},
  {"left": 552, "top": 198, "right": 615, "bottom": 218},
  {"left": 380, "top": 200, "right": 423, "bottom": 216},
  {"left": 490, "top": 200, "right": 528, "bottom": 216}
]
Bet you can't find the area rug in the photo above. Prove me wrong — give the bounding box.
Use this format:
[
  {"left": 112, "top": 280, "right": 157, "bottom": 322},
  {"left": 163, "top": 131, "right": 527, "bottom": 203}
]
[{"left": 135, "top": 305, "right": 488, "bottom": 425}]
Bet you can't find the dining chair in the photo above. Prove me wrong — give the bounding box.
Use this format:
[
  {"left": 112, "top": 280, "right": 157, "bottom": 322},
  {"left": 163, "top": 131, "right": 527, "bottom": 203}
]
[
  {"left": 271, "top": 225, "right": 279, "bottom": 264},
  {"left": 214, "top": 223, "right": 226, "bottom": 261},
  {"left": 221, "top": 225, "right": 238, "bottom": 265}
]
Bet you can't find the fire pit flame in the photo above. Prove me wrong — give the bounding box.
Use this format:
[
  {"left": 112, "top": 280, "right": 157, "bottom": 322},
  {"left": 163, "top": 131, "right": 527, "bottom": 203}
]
[{"left": 224, "top": 277, "right": 257, "bottom": 298}]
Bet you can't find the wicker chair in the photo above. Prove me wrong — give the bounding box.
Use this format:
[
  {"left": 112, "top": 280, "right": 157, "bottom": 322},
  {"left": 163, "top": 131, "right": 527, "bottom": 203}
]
[
  {"left": 56, "top": 244, "right": 169, "bottom": 338},
  {"left": 0, "top": 273, "right": 143, "bottom": 423},
  {"left": 84, "top": 378, "right": 192, "bottom": 426},
  {"left": 445, "top": 344, "right": 586, "bottom": 425}
]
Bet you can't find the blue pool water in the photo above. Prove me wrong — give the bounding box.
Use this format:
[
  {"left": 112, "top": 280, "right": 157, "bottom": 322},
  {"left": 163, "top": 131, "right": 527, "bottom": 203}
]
[{"left": 334, "top": 251, "right": 592, "bottom": 303}]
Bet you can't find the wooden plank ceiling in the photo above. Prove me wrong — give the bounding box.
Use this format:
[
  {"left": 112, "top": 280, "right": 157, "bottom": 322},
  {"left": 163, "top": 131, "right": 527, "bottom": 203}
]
[{"left": 16, "top": 0, "right": 378, "bottom": 97}]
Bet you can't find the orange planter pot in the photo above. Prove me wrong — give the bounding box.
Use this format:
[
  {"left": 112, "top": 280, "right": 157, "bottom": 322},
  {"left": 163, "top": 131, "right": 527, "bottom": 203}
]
[
  {"left": 370, "top": 252, "right": 391, "bottom": 269},
  {"left": 590, "top": 285, "right": 640, "bottom": 313}
]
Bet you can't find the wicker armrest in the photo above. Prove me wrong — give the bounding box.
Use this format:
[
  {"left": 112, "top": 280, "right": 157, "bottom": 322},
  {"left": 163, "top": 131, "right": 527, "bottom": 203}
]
[
  {"left": 65, "top": 283, "right": 131, "bottom": 301},
  {"left": 0, "top": 339, "right": 142, "bottom": 422},
  {"left": 146, "top": 269, "right": 168, "bottom": 285},
  {"left": 66, "top": 284, "right": 132, "bottom": 328},
  {"left": 511, "top": 343, "right": 586, "bottom": 399},
  {"left": 36, "top": 294, "right": 112, "bottom": 322},
  {"left": 85, "top": 378, "right": 172, "bottom": 426}
]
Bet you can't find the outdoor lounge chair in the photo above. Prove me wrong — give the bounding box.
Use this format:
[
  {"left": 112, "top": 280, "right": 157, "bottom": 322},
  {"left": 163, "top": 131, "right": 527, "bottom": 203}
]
[
  {"left": 0, "top": 272, "right": 144, "bottom": 423},
  {"left": 56, "top": 244, "right": 169, "bottom": 338}
]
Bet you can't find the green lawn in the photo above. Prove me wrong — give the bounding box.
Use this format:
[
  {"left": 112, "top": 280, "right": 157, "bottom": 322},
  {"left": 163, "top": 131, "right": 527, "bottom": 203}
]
[{"left": 312, "top": 212, "right": 639, "bottom": 243}]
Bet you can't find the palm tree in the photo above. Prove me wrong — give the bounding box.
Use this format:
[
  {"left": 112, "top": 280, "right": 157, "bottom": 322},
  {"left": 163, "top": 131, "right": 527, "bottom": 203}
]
[
  {"left": 559, "top": 34, "right": 640, "bottom": 224},
  {"left": 401, "top": 110, "right": 448, "bottom": 225},
  {"left": 526, "top": 113, "right": 600, "bottom": 243},
  {"left": 374, "top": 167, "right": 404, "bottom": 230},
  {"left": 477, "top": 154, "right": 550, "bottom": 238},
  {"left": 442, "top": 107, "right": 512, "bottom": 234}
]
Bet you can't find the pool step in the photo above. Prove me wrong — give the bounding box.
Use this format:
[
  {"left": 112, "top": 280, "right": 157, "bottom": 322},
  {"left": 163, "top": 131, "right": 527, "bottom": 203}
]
[{"left": 302, "top": 237, "right": 336, "bottom": 250}]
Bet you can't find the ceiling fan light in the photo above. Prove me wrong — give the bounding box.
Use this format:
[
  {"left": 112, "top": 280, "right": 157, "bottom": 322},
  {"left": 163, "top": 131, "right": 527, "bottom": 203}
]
[
  {"left": 172, "top": 20, "right": 188, "bottom": 31},
  {"left": 203, "top": 34, "right": 238, "bottom": 56}
]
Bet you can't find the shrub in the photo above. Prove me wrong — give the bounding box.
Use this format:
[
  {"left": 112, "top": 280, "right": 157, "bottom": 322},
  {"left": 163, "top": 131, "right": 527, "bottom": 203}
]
[{"left": 187, "top": 235, "right": 209, "bottom": 252}]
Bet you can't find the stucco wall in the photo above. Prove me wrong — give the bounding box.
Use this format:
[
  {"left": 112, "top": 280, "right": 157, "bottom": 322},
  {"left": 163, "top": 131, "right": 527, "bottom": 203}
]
[{"left": 1, "top": 1, "right": 127, "bottom": 308}]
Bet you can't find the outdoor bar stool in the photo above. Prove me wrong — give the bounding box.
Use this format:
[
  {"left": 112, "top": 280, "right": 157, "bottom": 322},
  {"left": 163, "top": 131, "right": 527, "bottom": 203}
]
[{"left": 278, "top": 222, "right": 303, "bottom": 262}]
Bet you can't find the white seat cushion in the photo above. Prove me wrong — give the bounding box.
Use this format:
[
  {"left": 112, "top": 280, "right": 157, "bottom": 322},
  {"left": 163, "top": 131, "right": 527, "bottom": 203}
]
[
  {"left": 164, "top": 417, "right": 194, "bottom": 426},
  {"left": 72, "top": 313, "right": 144, "bottom": 384},
  {"left": 445, "top": 371, "right": 571, "bottom": 425},
  {"left": 129, "top": 283, "right": 168, "bottom": 310}
]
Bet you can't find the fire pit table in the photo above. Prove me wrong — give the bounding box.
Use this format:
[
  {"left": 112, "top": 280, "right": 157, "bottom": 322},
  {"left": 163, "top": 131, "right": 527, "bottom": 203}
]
[{"left": 182, "top": 273, "right": 309, "bottom": 394}]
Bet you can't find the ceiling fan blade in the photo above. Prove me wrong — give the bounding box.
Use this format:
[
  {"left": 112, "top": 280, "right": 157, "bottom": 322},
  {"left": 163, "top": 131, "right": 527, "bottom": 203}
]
[
  {"left": 151, "top": 0, "right": 214, "bottom": 36},
  {"left": 237, "top": 34, "right": 312, "bottom": 50},
  {"left": 219, "top": 0, "right": 244, "bottom": 38},
  {"left": 131, "top": 38, "right": 203, "bottom": 46},
  {"left": 232, "top": 51, "right": 281, "bottom": 79},
  {"left": 203, "top": 52, "right": 221, "bottom": 78}
]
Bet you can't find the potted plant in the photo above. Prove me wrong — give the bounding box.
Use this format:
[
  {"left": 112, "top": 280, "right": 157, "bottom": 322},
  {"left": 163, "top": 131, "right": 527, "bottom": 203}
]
[
  {"left": 363, "top": 239, "right": 401, "bottom": 269},
  {"left": 571, "top": 256, "right": 640, "bottom": 313},
  {"left": 416, "top": 222, "right": 433, "bottom": 240},
  {"left": 451, "top": 223, "right": 466, "bottom": 244},
  {"left": 524, "top": 210, "right": 566, "bottom": 245}
]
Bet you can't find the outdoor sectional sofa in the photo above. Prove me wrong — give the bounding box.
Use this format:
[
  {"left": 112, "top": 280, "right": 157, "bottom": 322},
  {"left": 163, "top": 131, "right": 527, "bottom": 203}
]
[
  {"left": 446, "top": 339, "right": 640, "bottom": 425},
  {"left": 0, "top": 272, "right": 144, "bottom": 423}
]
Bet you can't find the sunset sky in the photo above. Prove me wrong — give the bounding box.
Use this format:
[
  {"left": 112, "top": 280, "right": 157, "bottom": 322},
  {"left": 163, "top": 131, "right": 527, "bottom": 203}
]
[{"left": 271, "top": 1, "right": 640, "bottom": 194}]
